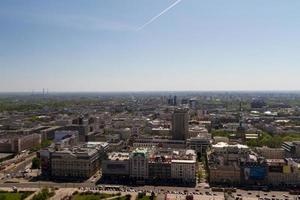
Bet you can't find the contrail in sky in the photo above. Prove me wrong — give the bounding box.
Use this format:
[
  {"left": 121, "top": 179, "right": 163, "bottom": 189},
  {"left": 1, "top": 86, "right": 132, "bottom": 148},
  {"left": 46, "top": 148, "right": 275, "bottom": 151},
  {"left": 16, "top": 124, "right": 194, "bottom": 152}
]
[{"left": 136, "top": 0, "right": 182, "bottom": 31}]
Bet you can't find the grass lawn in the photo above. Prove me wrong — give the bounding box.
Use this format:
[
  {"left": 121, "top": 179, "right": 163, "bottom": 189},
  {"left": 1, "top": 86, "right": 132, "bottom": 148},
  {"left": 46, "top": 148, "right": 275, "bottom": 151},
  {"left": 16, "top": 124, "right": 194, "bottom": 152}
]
[
  {"left": 110, "top": 197, "right": 130, "bottom": 200},
  {"left": 136, "top": 196, "right": 155, "bottom": 200},
  {"left": 0, "top": 191, "right": 33, "bottom": 200},
  {"left": 72, "top": 193, "right": 118, "bottom": 200}
]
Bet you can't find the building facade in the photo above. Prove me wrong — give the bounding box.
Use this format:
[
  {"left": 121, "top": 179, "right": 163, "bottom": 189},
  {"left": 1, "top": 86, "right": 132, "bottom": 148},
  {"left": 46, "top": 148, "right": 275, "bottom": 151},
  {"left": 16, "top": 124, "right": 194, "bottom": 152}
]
[
  {"left": 51, "top": 147, "right": 100, "bottom": 179},
  {"left": 0, "top": 133, "right": 41, "bottom": 153},
  {"left": 39, "top": 142, "right": 108, "bottom": 179},
  {"left": 129, "top": 148, "right": 150, "bottom": 180},
  {"left": 102, "top": 152, "right": 130, "bottom": 179},
  {"left": 186, "top": 135, "right": 211, "bottom": 156},
  {"left": 172, "top": 108, "right": 189, "bottom": 140}
]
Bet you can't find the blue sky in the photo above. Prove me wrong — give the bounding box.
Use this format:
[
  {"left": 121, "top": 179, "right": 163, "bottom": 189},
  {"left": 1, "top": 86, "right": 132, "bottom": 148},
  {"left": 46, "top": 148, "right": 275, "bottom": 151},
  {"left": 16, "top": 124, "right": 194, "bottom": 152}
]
[{"left": 1, "top": 0, "right": 300, "bottom": 92}]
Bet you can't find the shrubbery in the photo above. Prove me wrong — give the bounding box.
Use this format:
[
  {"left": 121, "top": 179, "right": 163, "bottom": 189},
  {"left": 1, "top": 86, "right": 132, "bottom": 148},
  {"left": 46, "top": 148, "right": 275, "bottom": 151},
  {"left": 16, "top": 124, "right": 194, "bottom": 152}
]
[{"left": 32, "top": 188, "right": 55, "bottom": 200}]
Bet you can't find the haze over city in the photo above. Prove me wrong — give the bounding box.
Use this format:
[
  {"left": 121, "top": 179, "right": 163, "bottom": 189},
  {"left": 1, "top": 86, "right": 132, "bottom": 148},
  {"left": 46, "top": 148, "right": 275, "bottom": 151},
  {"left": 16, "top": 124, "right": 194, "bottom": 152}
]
[{"left": 1, "top": 0, "right": 300, "bottom": 92}]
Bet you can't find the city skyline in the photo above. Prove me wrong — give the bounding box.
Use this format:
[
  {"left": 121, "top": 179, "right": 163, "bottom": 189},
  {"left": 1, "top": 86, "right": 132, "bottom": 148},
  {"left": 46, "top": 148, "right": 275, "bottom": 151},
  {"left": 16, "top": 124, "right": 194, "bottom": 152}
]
[{"left": 1, "top": 0, "right": 300, "bottom": 92}]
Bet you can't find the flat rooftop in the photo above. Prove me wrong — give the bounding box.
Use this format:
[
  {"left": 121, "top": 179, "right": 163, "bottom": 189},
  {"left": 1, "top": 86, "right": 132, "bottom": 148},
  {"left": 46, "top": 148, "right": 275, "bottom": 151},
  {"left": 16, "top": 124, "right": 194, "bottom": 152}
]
[{"left": 108, "top": 152, "right": 129, "bottom": 161}]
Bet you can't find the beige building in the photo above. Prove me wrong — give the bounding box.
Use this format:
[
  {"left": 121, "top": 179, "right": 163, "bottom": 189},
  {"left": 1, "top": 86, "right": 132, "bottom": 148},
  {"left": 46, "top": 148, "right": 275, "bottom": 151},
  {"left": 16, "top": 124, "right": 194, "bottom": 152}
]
[
  {"left": 188, "top": 125, "right": 209, "bottom": 139},
  {"left": 133, "top": 138, "right": 186, "bottom": 149},
  {"left": 208, "top": 142, "right": 252, "bottom": 185},
  {"left": 267, "top": 159, "right": 300, "bottom": 186},
  {"left": 0, "top": 133, "right": 41, "bottom": 153},
  {"left": 171, "top": 149, "right": 197, "bottom": 183},
  {"left": 209, "top": 164, "right": 241, "bottom": 184},
  {"left": 51, "top": 147, "right": 100, "bottom": 179},
  {"left": 256, "top": 146, "right": 285, "bottom": 159},
  {"left": 213, "top": 136, "right": 229, "bottom": 144}
]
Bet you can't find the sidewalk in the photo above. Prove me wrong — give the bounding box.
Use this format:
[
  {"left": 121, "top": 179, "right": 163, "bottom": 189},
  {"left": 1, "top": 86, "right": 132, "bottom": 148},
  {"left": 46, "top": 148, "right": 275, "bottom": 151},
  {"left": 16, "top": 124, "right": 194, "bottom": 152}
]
[{"left": 49, "top": 188, "right": 76, "bottom": 200}]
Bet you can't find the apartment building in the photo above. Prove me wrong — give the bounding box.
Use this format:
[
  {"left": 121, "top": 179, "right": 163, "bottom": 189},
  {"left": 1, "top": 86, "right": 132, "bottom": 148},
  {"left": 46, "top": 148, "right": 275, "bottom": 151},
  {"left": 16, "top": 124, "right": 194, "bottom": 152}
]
[
  {"left": 0, "top": 133, "right": 41, "bottom": 153},
  {"left": 170, "top": 149, "right": 197, "bottom": 183}
]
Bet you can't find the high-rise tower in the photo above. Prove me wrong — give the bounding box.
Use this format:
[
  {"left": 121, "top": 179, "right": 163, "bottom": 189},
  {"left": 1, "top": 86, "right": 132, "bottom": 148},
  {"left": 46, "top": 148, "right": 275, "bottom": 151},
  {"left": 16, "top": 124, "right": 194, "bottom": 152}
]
[{"left": 172, "top": 108, "right": 189, "bottom": 140}]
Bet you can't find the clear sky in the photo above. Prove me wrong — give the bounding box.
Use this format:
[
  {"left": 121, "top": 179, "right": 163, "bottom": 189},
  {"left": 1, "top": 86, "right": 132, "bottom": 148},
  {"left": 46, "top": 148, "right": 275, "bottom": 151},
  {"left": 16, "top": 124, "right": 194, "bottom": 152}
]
[{"left": 1, "top": 0, "right": 300, "bottom": 92}]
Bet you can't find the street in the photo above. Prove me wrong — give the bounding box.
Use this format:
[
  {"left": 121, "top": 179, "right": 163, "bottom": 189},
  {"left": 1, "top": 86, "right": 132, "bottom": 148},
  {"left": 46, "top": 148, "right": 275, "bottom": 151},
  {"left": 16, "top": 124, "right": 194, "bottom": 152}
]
[{"left": 0, "top": 181, "right": 299, "bottom": 200}]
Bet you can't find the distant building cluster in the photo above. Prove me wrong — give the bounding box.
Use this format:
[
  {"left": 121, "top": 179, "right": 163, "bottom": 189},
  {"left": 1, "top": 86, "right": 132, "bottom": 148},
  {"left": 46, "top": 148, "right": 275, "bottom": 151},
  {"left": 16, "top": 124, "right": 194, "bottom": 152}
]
[{"left": 1, "top": 92, "right": 300, "bottom": 189}]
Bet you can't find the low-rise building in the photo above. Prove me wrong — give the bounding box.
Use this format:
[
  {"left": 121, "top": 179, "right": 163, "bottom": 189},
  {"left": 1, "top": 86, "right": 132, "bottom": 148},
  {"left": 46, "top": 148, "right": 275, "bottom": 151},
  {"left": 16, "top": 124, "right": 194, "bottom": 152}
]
[
  {"left": 148, "top": 157, "right": 171, "bottom": 180},
  {"left": 51, "top": 147, "right": 100, "bottom": 179},
  {"left": 282, "top": 141, "right": 300, "bottom": 158},
  {"left": 188, "top": 125, "right": 209, "bottom": 139},
  {"left": 186, "top": 135, "right": 211, "bottom": 156},
  {"left": 133, "top": 138, "right": 186, "bottom": 149},
  {"left": 208, "top": 142, "right": 260, "bottom": 186},
  {"left": 102, "top": 152, "right": 130, "bottom": 179},
  {"left": 39, "top": 142, "right": 108, "bottom": 179},
  {"left": 170, "top": 149, "right": 197, "bottom": 183},
  {"left": 0, "top": 133, "right": 41, "bottom": 153},
  {"left": 209, "top": 164, "right": 241, "bottom": 185},
  {"left": 267, "top": 158, "right": 300, "bottom": 187},
  {"left": 256, "top": 146, "right": 285, "bottom": 159},
  {"left": 213, "top": 136, "right": 229, "bottom": 144}
]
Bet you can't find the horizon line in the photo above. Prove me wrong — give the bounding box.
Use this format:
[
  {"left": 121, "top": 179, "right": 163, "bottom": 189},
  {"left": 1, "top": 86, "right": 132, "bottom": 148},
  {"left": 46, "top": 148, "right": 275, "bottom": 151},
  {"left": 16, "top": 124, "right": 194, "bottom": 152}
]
[{"left": 1, "top": 90, "right": 300, "bottom": 93}]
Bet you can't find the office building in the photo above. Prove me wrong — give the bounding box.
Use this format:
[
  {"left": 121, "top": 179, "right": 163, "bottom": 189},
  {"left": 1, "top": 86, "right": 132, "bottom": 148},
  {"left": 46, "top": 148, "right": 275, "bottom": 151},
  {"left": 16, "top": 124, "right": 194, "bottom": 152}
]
[
  {"left": 255, "top": 146, "right": 285, "bottom": 159},
  {"left": 39, "top": 142, "right": 108, "bottom": 179},
  {"left": 266, "top": 158, "right": 300, "bottom": 186},
  {"left": 129, "top": 148, "right": 150, "bottom": 180},
  {"left": 186, "top": 135, "right": 211, "bottom": 156},
  {"left": 0, "top": 133, "right": 41, "bottom": 153},
  {"left": 148, "top": 154, "right": 171, "bottom": 180},
  {"left": 149, "top": 148, "right": 197, "bottom": 184},
  {"left": 172, "top": 108, "right": 189, "bottom": 140},
  {"left": 102, "top": 152, "right": 130, "bottom": 179},
  {"left": 171, "top": 149, "right": 197, "bottom": 184},
  {"left": 208, "top": 142, "right": 252, "bottom": 185},
  {"left": 50, "top": 147, "right": 100, "bottom": 179},
  {"left": 282, "top": 141, "right": 300, "bottom": 158}
]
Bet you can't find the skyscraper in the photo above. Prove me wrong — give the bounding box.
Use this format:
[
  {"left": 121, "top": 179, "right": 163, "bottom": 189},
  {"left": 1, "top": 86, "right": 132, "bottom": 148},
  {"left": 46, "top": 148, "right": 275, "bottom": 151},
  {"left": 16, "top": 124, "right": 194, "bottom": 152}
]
[
  {"left": 172, "top": 108, "right": 189, "bottom": 140},
  {"left": 173, "top": 95, "right": 177, "bottom": 106}
]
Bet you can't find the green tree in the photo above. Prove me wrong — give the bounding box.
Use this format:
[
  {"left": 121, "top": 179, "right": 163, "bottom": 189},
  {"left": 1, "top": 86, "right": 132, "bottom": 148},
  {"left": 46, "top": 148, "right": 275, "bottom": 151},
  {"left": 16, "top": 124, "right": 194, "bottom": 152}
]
[
  {"left": 0, "top": 194, "right": 6, "bottom": 200},
  {"left": 32, "top": 157, "right": 41, "bottom": 169},
  {"left": 32, "top": 188, "right": 54, "bottom": 200}
]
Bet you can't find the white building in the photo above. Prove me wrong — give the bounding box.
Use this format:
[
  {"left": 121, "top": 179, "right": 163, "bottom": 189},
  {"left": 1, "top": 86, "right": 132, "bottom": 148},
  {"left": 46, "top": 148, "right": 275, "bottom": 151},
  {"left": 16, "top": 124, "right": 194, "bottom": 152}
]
[{"left": 171, "top": 149, "right": 197, "bottom": 183}]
